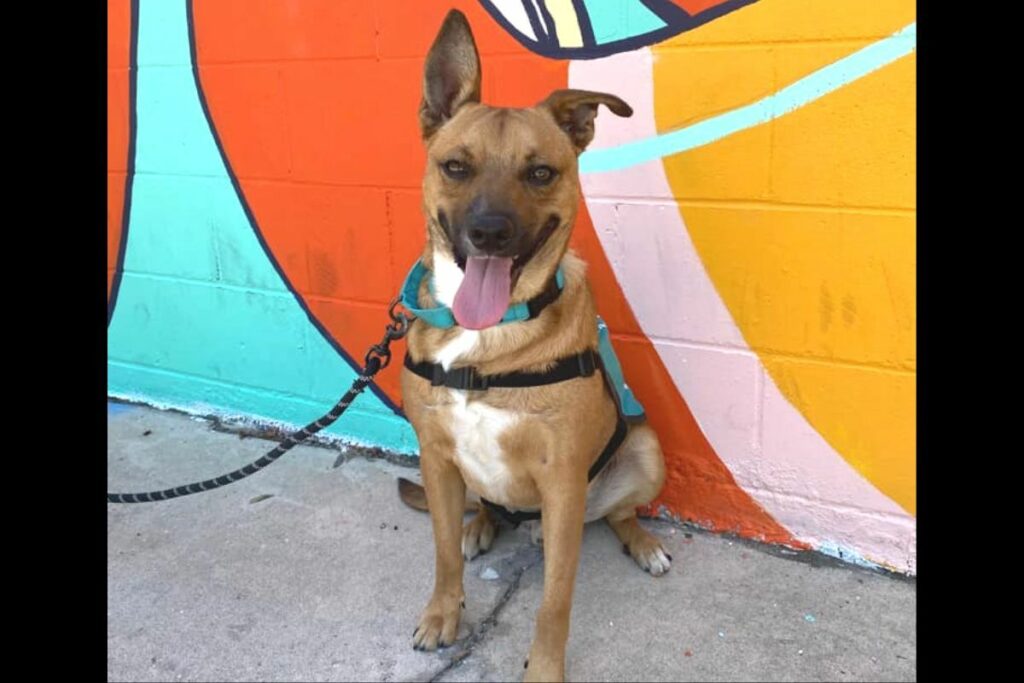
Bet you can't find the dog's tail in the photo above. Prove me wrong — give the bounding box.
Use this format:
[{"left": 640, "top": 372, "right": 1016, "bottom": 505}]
[{"left": 397, "top": 477, "right": 477, "bottom": 513}]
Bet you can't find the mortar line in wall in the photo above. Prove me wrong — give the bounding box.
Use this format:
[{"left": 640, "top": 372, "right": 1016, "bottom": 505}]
[
  {"left": 768, "top": 43, "right": 778, "bottom": 198},
  {"left": 754, "top": 361, "right": 765, "bottom": 458},
  {"left": 304, "top": 294, "right": 394, "bottom": 309},
  {"left": 132, "top": 170, "right": 423, "bottom": 192},
  {"left": 741, "top": 485, "right": 915, "bottom": 525},
  {"left": 584, "top": 196, "right": 915, "bottom": 215},
  {"left": 279, "top": 62, "right": 297, "bottom": 187},
  {"left": 145, "top": 38, "right": 902, "bottom": 69},
  {"left": 122, "top": 270, "right": 400, "bottom": 310},
  {"left": 653, "top": 37, "right": 886, "bottom": 51},
  {"left": 371, "top": 0, "right": 381, "bottom": 62},
  {"left": 108, "top": 359, "right": 399, "bottom": 418},
  {"left": 179, "top": 51, "right": 534, "bottom": 68},
  {"left": 384, "top": 190, "right": 398, "bottom": 298},
  {"left": 612, "top": 332, "right": 916, "bottom": 374},
  {"left": 119, "top": 270, "right": 296, "bottom": 297}
]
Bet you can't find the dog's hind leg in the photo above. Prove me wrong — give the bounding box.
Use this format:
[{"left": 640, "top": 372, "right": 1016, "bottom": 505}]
[
  {"left": 397, "top": 477, "right": 476, "bottom": 513},
  {"left": 587, "top": 423, "right": 672, "bottom": 576},
  {"left": 397, "top": 478, "right": 497, "bottom": 560},
  {"left": 462, "top": 504, "right": 497, "bottom": 560}
]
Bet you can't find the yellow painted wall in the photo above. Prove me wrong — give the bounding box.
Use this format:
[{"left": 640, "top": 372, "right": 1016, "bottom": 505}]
[{"left": 653, "top": 0, "right": 916, "bottom": 512}]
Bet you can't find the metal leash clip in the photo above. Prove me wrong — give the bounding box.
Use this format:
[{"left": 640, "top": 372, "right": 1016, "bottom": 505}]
[{"left": 365, "top": 296, "right": 415, "bottom": 370}]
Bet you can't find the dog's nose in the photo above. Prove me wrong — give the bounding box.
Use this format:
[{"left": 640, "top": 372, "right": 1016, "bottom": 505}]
[{"left": 468, "top": 213, "right": 515, "bottom": 252}]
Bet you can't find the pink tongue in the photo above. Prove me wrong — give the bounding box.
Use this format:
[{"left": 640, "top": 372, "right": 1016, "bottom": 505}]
[{"left": 452, "top": 256, "right": 514, "bottom": 330}]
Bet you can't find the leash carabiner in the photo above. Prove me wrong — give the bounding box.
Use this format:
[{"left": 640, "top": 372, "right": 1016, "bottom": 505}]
[{"left": 364, "top": 296, "right": 416, "bottom": 370}]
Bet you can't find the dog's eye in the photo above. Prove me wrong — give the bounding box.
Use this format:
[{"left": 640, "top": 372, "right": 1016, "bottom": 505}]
[
  {"left": 441, "top": 159, "right": 470, "bottom": 179},
  {"left": 527, "top": 165, "right": 557, "bottom": 186}
]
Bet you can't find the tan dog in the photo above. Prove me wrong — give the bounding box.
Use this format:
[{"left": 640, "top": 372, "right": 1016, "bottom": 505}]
[{"left": 398, "top": 10, "right": 670, "bottom": 682}]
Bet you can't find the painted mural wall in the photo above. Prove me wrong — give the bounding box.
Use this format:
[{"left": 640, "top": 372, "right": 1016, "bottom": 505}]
[{"left": 108, "top": 0, "right": 916, "bottom": 574}]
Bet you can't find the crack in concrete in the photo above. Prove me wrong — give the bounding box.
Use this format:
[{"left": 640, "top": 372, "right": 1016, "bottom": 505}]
[{"left": 425, "top": 546, "right": 543, "bottom": 683}]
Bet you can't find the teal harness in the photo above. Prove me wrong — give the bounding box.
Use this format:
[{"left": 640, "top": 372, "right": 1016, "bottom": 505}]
[
  {"left": 400, "top": 258, "right": 645, "bottom": 526},
  {"left": 399, "top": 258, "right": 644, "bottom": 419},
  {"left": 399, "top": 258, "right": 566, "bottom": 329}
]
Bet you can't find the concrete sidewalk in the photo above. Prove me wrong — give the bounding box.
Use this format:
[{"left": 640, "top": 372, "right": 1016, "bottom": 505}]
[{"left": 107, "top": 402, "right": 915, "bottom": 682}]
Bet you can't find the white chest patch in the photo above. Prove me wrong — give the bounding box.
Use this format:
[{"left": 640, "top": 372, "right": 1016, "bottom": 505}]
[
  {"left": 435, "top": 329, "right": 479, "bottom": 371},
  {"left": 448, "top": 391, "right": 518, "bottom": 502},
  {"left": 431, "top": 249, "right": 517, "bottom": 500},
  {"left": 431, "top": 249, "right": 464, "bottom": 307}
]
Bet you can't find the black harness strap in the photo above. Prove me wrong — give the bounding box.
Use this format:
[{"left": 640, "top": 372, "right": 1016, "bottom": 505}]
[
  {"left": 403, "top": 349, "right": 599, "bottom": 391},
  {"left": 404, "top": 347, "right": 630, "bottom": 527}
]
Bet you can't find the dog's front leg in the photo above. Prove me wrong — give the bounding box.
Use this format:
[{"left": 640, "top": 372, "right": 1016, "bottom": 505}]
[
  {"left": 525, "top": 471, "right": 588, "bottom": 682},
  {"left": 413, "top": 447, "right": 466, "bottom": 651}
]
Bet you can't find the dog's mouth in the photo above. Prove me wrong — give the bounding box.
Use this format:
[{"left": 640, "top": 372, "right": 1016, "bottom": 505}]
[{"left": 440, "top": 213, "right": 561, "bottom": 330}]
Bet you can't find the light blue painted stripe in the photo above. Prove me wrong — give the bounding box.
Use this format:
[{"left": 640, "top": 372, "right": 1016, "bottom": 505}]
[
  {"left": 583, "top": 0, "right": 666, "bottom": 46},
  {"left": 580, "top": 22, "right": 916, "bottom": 174}
]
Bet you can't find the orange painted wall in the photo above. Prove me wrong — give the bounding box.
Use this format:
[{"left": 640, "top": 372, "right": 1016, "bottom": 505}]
[{"left": 107, "top": 0, "right": 131, "bottom": 298}]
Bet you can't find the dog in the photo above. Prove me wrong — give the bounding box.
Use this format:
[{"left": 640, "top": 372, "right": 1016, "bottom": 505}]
[{"left": 397, "top": 10, "right": 670, "bottom": 681}]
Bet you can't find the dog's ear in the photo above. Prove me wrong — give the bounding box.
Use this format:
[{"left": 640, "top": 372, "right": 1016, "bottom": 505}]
[
  {"left": 539, "top": 89, "right": 633, "bottom": 154},
  {"left": 419, "top": 10, "right": 482, "bottom": 140}
]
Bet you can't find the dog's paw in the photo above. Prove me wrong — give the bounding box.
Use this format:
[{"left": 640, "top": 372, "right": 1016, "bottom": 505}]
[
  {"left": 523, "top": 520, "right": 543, "bottom": 547},
  {"left": 462, "top": 511, "right": 496, "bottom": 560},
  {"left": 523, "top": 650, "right": 564, "bottom": 682},
  {"left": 412, "top": 595, "right": 463, "bottom": 651},
  {"left": 625, "top": 531, "right": 672, "bottom": 577}
]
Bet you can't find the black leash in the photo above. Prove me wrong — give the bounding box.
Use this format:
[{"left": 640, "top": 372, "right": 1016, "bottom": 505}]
[{"left": 107, "top": 300, "right": 413, "bottom": 504}]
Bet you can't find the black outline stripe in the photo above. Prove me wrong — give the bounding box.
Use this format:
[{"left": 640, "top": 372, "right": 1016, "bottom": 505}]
[
  {"left": 476, "top": 0, "right": 759, "bottom": 60},
  {"left": 570, "top": 0, "right": 596, "bottom": 48},
  {"left": 637, "top": 0, "right": 688, "bottom": 24},
  {"left": 520, "top": 0, "right": 548, "bottom": 45},
  {"left": 535, "top": 0, "right": 560, "bottom": 46},
  {"left": 107, "top": 0, "right": 140, "bottom": 326},
  {"left": 184, "top": 0, "right": 404, "bottom": 417}
]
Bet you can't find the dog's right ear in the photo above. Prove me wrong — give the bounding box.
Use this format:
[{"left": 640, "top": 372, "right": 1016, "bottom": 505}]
[{"left": 419, "top": 10, "right": 481, "bottom": 140}]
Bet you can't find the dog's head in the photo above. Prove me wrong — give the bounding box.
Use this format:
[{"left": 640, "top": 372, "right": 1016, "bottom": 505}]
[{"left": 418, "top": 10, "right": 632, "bottom": 330}]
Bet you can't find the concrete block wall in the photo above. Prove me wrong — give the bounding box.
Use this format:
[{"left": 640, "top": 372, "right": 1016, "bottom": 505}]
[{"left": 108, "top": 0, "right": 916, "bottom": 573}]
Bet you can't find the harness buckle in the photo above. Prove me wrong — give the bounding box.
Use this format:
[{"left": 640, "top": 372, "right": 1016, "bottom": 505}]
[
  {"left": 578, "top": 350, "right": 597, "bottom": 377},
  {"left": 437, "top": 365, "right": 489, "bottom": 391}
]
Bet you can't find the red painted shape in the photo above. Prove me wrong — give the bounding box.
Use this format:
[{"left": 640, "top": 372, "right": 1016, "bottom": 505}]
[
  {"left": 191, "top": 0, "right": 798, "bottom": 544},
  {"left": 108, "top": 0, "right": 131, "bottom": 299},
  {"left": 674, "top": 0, "right": 736, "bottom": 14}
]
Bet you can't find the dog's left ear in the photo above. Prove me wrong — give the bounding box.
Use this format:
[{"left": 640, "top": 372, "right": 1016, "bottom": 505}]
[
  {"left": 539, "top": 89, "right": 633, "bottom": 154},
  {"left": 419, "top": 10, "right": 482, "bottom": 140}
]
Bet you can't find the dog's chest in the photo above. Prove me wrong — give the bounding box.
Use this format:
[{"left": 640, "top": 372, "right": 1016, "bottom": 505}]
[
  {"left": 435, "top": 327, "right": 519, "bottom": 501},
  {"left": 446, "top": 390, "right": 518, "bottom": 500}
]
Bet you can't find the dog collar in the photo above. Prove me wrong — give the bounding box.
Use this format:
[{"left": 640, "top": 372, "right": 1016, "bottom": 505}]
[{"left": 399, "top": 258, "right": 565, "bottom": 329}]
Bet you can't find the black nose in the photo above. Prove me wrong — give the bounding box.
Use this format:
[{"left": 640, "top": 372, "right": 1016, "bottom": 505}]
[{"left": 468, "top": 213, "right": 515, "bottom": 252}]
